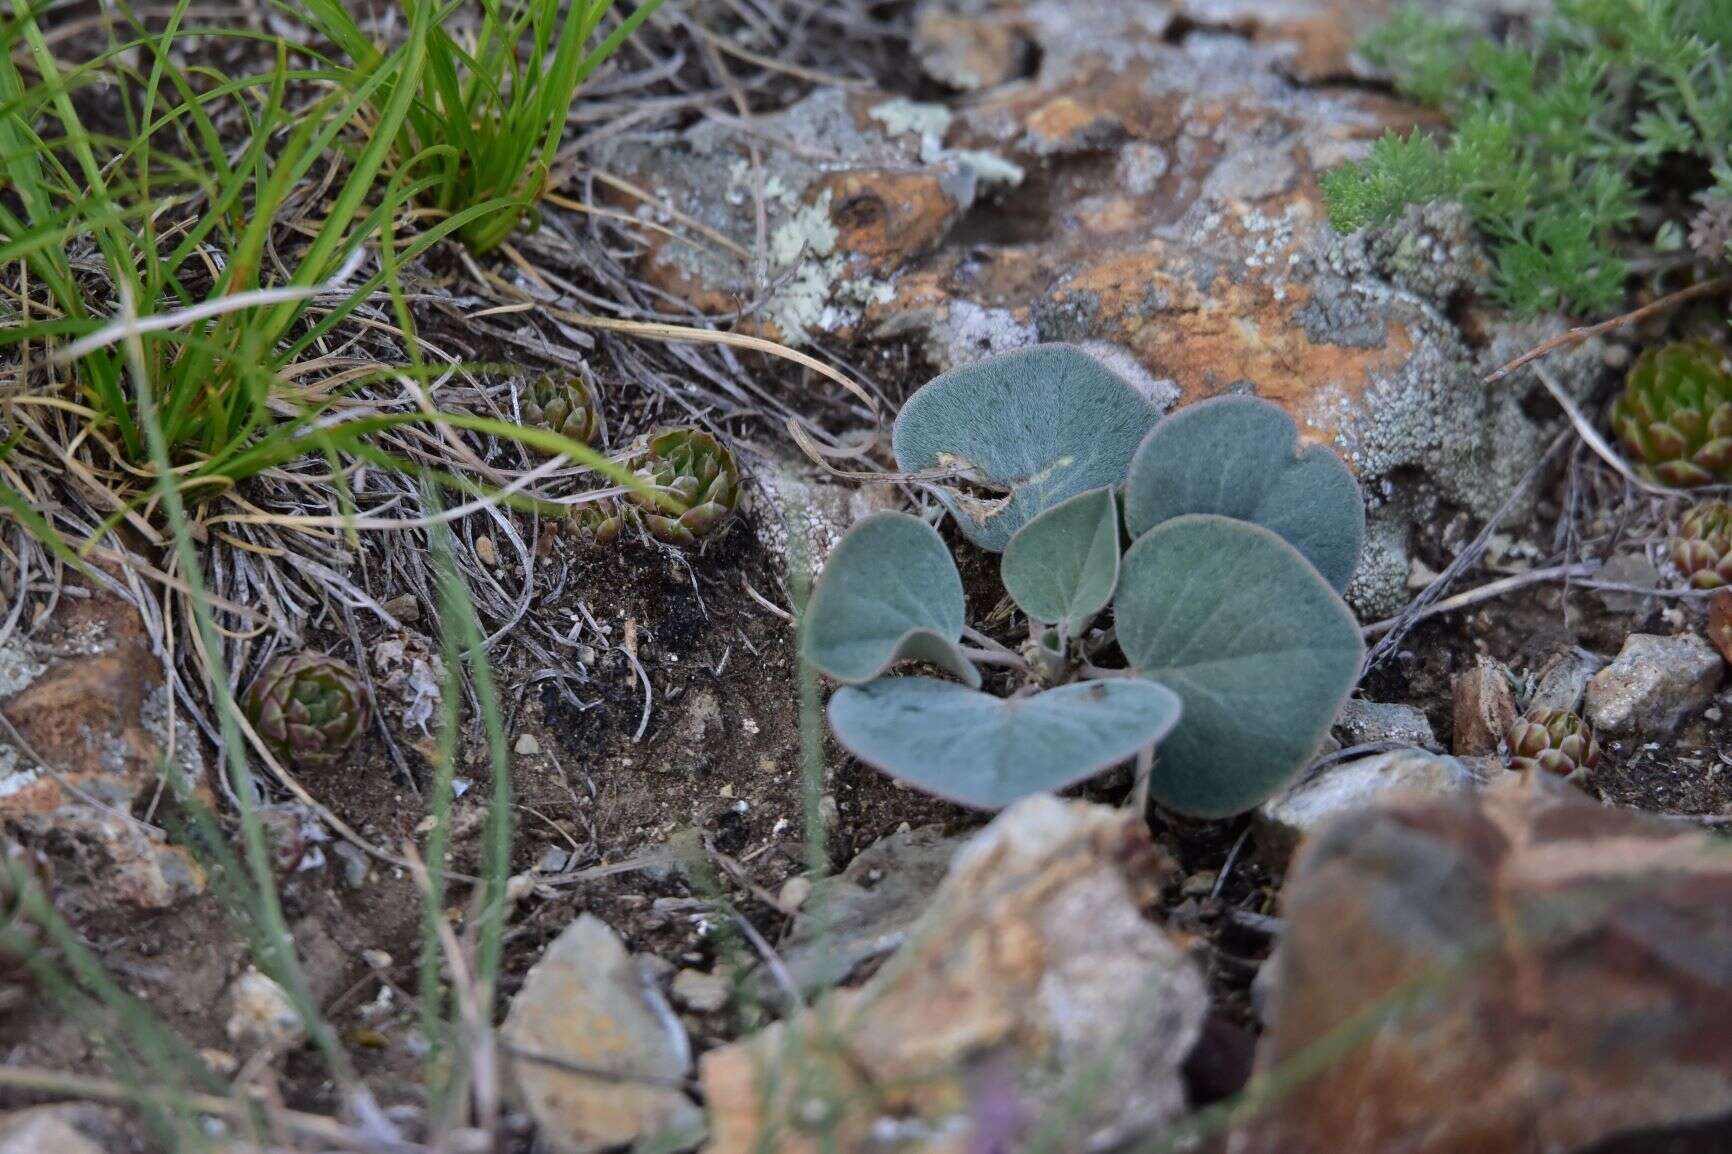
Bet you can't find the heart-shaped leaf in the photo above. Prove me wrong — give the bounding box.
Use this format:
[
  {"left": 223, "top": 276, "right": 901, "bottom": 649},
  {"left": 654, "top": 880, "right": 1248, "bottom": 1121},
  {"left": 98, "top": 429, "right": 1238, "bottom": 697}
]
[
  {"left": 893, "top": 345, "right": 1162, "bottom": 552},
  {"left": 800, "top": 512, "right": 979, "bottom": 688},
  {"left": 1001, "top": 486, "right": 1121, "bottom": 629},
  {"left": 828, "top": 676, "right": 1182, "bottom": 809},
  {"left": 1116, "top": 515, "right": 1364, "bottom": 817},
  {"left": 1123, "top": 395, "right": 1365, "bottom": 591}
]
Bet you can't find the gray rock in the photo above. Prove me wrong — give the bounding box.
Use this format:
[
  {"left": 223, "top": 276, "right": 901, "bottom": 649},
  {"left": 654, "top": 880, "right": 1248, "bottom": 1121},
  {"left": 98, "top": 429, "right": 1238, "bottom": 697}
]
[
  {"left": 1257, "top": 748, "right": 1483, "bottom": 864},
  {"left": 772, "top": 823, "right": 963, "bottom": 995},
  {"left": 1591, "top": 553, "right": 1663, "bottom": 613},
  {"left": 503, "top": 915, "right": 703, "bottom": 1154},
  {"left": 1530, "top": 648, "right": 1606, "bottom": 714},
  {"left": 1333, "top": 699, "right": 1438, "bottom": 751},
  {"left": 1584, "top": 633, "right": 1724, "bottom": 737}
]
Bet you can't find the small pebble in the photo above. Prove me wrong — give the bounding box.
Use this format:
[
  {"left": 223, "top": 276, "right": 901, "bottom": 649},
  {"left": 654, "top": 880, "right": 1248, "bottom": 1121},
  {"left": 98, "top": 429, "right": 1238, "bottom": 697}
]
[
  {"left": 1181, "top": 871, "right": 1218, "bottom": 898},
  {"left": 475, "top": 536, "right": 498, "bottom": 565},
  {"left": 778, "top": 875, "right": 813, "bottom": 912},
  {"left": 514, "top": 733, "right": 540, "bottom": 755},
  {"left": 671, "top": 967, "right": 731, "bottom": 1014},
  {"left": 382, "top": 594, "right": 420, "bottom": 623},
  {"left": 362, "top": 949, "right": 393, "bottom": 970}
]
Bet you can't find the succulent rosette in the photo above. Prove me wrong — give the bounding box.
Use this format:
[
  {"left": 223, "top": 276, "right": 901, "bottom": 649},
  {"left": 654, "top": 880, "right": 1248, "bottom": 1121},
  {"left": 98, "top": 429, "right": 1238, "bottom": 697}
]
[
  {"left": 629, "top": 427, "right": 740, "bottom": 545},
  {"left": 243, "top": 653, "right": 372, "bottom": 769},
  {"left": 522, "top": 373, "right": 600, "bottom": 450},
  {"left": 1610, "top": 341, "right": 1732, "bottom": 487},
  {"left": 1671, "top": 499, "right": 1732, "bottom": 589},
  {"left": 1504, "top": 706, "right": 1600, "bottom": 779}
]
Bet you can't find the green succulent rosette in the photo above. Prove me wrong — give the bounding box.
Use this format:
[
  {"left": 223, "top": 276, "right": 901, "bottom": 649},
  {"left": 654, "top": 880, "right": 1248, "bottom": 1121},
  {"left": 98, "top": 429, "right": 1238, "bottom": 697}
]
[
  {"left": 522, "top": 373, "right": 600, "bottom": 451},
  {"left": 243, "top": 653, "right": 372, "bottom": 769},
  {"left": 1611, "top": 342, "right": 1732, "bottom": 487},
  {"left": 629, "top": 426, "right": 740, "bottom": 545}
]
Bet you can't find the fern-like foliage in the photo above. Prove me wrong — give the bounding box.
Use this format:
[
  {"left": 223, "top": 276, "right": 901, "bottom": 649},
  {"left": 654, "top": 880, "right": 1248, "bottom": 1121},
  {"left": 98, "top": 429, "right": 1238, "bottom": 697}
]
[{"left": 1325, "top": 0, "right": 1732, "bottom": 317}]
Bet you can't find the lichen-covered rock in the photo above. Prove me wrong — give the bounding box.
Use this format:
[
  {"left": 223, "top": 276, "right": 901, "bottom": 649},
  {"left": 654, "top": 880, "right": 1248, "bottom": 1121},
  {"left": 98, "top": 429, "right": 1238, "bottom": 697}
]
[
  {"left": 1584, "top": 632, "right": 1724, "bottom": 737},
  {"left": 603, "top": 7, "right": 1606, "bottom": 613},
  {"left": 1333, "top": 699, "right": 1438, "bottom": 750},
  {"left": 1237, "top": 773, "right": 1732, "bottom": 1154},
  {"left": 592, "top": 88, "right": 1019, "bottom": 345},
  {"left": 701, "top": 797, "right": 1205, "bottom": 1154}
]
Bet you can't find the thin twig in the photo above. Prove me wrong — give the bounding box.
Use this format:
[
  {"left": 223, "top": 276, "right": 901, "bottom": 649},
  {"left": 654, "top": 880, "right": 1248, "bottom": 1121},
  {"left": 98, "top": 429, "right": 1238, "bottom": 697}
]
[
  {"left": 1362, "top": 564, "right": 1595, "bottom": 638},
  {"left": 1483, "top": 277, "right": 1731, "bottom": 385}
]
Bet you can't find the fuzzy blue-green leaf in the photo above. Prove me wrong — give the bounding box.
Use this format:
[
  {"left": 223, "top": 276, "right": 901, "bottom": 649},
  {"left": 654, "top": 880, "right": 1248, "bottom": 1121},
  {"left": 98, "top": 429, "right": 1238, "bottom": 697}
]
[
  {"left": 828, "top": 677, "right": 1181, "bottom": 810},
  {"left": 800, "top": 512, "right": 979, "bottom": 688},
  {"left": 892, "top": 345, "right": 1162, "bottom": 552},
  {"left": 1116, "top": 515, "right": 1364, "bottom": 818},
  {"left": 1123, "top": 396, "right": 1365, "bottom": 592},
  {"left": 1001, "top": 486, "right": 1120, "bottom": 628}
]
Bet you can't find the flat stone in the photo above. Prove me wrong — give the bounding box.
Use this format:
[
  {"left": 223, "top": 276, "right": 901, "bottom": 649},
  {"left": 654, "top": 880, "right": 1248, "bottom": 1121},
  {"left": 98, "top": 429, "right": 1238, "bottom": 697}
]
[
  {"left": 1256, "top": 748, "right": 1481, "bottom": 864},
  {"left": 703, "top": 797, "right": 1205, "bottom": 1154},
  {"left": 502, "top": 914, "right": 702, "bottom": 1154},
  {"left": 1237, "top": 774, "right": 1732, "bottom": 1154},
  {"left": 1333, "top": 699, "right": 1437, "bottom": 750},
  {"left": 1584, "top": 632, "right": 1723, "bottom": 736},
  {"left": 1529, "top": 648, "right": 1605, "bottom": 714}
]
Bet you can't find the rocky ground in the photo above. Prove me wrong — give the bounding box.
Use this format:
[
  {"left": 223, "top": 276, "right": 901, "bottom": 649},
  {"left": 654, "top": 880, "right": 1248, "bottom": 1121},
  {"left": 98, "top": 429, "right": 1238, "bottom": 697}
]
[{"left": 4, "top": 0, "right": 1732, "bottom": 1152}]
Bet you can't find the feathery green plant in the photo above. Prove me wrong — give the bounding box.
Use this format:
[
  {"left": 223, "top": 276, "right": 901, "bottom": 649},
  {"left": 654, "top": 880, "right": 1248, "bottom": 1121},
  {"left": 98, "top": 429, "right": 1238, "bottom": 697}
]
[
  {"left": 1323, "top": 0, "right": 1732, "bottom": 316},
  {"left": 297, "top": 0, "right": 668, "bottom": 254}
]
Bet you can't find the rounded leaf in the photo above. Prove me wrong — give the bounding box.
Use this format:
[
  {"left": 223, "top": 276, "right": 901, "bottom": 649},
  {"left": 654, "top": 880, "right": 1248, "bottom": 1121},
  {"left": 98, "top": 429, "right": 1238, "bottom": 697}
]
[
  {"left": 1001, "top": 486, "right": 1121, "bottom": 627},
  {"left": 828, "top": 677, "right": 1182, "bottom": 809},
  {"left": 801, "top": 513, "right": 979, "bottom": 687},
  {"left": 1123, "top": 395, "right": 1364, "bottom": 591},
  {"left": 1116, "top": 515, "right": 1364, "bottom": 817},
  {"left": 892, "top": 345, "right": 1162, "bottom": 552}
]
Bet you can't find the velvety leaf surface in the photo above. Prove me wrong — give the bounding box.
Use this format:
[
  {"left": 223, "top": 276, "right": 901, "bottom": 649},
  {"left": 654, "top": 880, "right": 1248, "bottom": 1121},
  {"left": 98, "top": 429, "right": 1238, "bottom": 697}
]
[
  {"left": 892, "top": 345, "right": 1162, "bottom": 552},
  {"left": 1123, "top": 395, "right": 1365, "bottom": 591},
  {"left": 828, "top": 676, "right": 1182, "bottom": 809},
  {"left": 1116, "top": 515, "right": 1364, "bottom": 817},
  {"left": 800, "top": 512, "right": 979, "bottom": 687},
  {"left": 1001, "top": 486, "right": 1121, "bottom": 627}
]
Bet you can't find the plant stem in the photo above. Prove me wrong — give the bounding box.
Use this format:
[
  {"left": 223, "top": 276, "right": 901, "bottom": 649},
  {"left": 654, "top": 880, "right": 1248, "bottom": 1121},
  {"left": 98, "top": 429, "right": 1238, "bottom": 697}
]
[
  {"left": 961, "top": 624, "right": 1020, "bottom": 657},
  {"left": 1129, "top": 744, "right": 1155, "bottom": 815},
  {"left": 957, "top": 645, "right": 1029, "bottom": 670}
]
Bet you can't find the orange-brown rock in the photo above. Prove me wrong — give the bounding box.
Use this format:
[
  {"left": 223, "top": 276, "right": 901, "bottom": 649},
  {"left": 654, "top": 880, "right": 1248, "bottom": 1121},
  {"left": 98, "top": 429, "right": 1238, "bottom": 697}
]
[
  {"left": 0, "top": 594, "right": 205, "bottom": 910},
  {"left": 1236, "top": 774, "right": 1732, "bottom": 1154},
  {"left": 1451, "top": 656, "right": 1519, "bottom": 758},
  {"left": 810, "top": 170, "right": 961, "bottom": 272}
]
